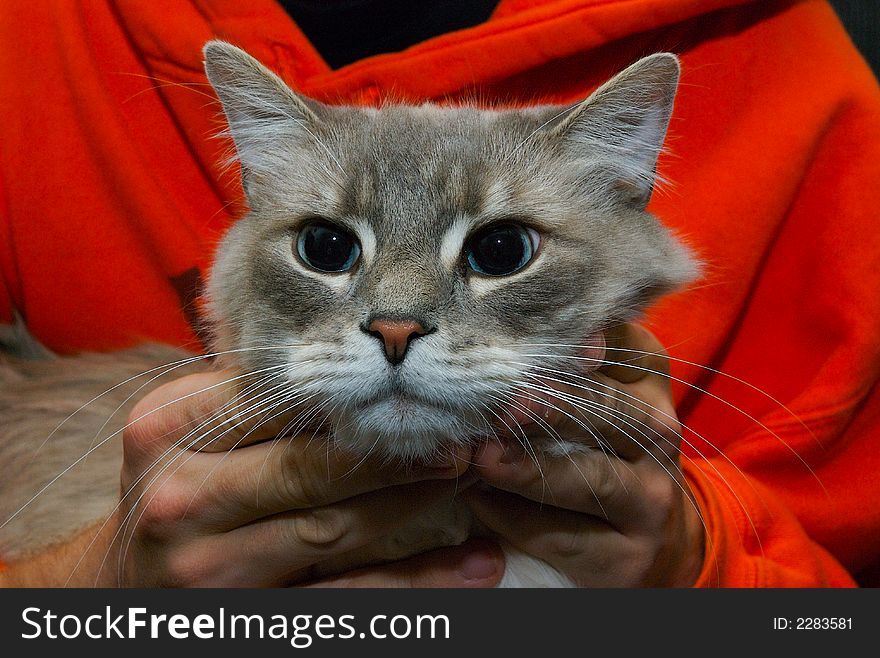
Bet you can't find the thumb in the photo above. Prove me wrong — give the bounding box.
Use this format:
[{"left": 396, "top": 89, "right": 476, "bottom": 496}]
[{"left": 303, "top": 539, "right": 505, "bottom": 588}]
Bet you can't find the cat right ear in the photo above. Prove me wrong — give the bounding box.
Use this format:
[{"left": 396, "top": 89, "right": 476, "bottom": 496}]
[
  {"left": 202, "top": 40, "right": 323, "bottom": 200},
  {"left": 546, "top": 53, "right": 680, "bottom": 209}
]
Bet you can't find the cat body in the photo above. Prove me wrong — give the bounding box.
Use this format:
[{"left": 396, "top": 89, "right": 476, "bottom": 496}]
[{"left": 0, "top": 43, "right": 696, "bottom": 587}]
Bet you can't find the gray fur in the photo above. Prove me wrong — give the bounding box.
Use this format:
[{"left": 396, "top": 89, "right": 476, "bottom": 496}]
[{"left": 0, "top": 43, "right": 697, "bottom": 584}]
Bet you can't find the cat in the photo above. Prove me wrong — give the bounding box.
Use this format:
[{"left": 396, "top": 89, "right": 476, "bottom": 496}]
[{"left": 0, "top": 41, "right": 697, "bottom": 587}]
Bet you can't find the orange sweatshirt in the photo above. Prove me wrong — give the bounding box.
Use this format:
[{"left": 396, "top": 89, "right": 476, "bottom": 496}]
[{"left": 1, "top": 0, "right": 878, "bottom": 586}]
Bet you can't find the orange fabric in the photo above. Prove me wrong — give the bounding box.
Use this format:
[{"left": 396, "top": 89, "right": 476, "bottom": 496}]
[{"left": 1, "top": 0, "right": 878, "bottom": 586}]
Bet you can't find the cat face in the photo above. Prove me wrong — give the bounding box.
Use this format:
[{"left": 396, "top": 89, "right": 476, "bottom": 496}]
[{"left": 202, "top": 42, "right": 697, "bottom": 460}]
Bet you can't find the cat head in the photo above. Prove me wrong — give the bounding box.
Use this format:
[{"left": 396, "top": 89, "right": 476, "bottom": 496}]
[{"left": 202, "top": 41, "right": 698, "bottom": 460}]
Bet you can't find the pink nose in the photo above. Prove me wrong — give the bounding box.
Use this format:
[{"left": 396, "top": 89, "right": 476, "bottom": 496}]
[{"left": 367, "top": 318, "right": 428, "bottom": 364}]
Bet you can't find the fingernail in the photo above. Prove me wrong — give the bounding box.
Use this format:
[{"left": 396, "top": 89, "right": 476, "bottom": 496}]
[{"left": 458, "top": 550, "right": 500, "bottom": 581}]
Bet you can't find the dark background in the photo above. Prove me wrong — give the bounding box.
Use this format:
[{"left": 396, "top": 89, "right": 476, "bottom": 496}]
[
  {"left": 280, "top": 1, "right": 879, "bottom": 73},
  {"left": 829, "top": 0, "right": 879, "bottom": 76}
]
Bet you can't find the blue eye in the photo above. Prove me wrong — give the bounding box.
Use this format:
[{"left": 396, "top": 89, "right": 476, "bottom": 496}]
[
  {"left": 465, "top": 224, "right": 538, "bottom": 276},
  {"left": 296, "top": 221, "right": 361, "bottom": 273}
]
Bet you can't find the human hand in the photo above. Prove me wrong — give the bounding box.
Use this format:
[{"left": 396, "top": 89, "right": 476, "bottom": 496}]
[
  {"left": 465, "top": 323, "right": 705, "bottom": 587},
  {"left": 88, "top": 370, "right": 503, "bottom": 587}
]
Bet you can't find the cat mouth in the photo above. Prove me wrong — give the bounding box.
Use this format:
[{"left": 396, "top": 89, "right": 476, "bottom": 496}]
[
  {"left": 355, "top": 389, "right": 445, "bottom": 413},
  {"left": 333, "top": 391, "right": 475, "bottom": 456}
]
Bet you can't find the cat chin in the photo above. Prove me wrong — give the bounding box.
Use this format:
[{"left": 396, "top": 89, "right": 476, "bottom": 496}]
[{"left": 331, "top": 396, "right": 482, "bottom": 461}]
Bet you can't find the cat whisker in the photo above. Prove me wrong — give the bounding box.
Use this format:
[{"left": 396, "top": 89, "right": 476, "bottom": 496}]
[
  {"left": 255, "top": 395, "right": 337, "bottom": 503},
  {"left": 63, "top": 370, "right": 289, "bottom": 585},
  {"left": 80, "top": 373, "right": 301, "bottom": 585},
  {"left": 518, "top": 341, "right": 819, "bottom": 446},
  {"left": 72, "top": 358, "right": 325, "bottom": 585},
  {"left": 513, "top": 365, "right": 763, "bottom": 555},
  {"left": 478, "top": 395, "right": 541, "bottom": 474},
  {"left": 116, "top": 71, "right": 218, "bottom": 104},
  {"left": 514, "top": 378, "right": 685, "bottom": 487},
  {"left": 465, "top": 399, "right": 503, "bottom": 444},
  {"left": 520, "top": 361, "right": 758, "bottom": 484},
  {"left": 505, "top": 383, "right": 639, "bottom": 494},
  {"left": 505, "top": 384, "right": 638, "bottom": 509},
  {"left": 338, "top": 430, "right": 387, "bottom": 485},
  {"left": 482, "top": 391, "right": 547, "bottom": 476},
  {"left": 114, "top": 383, "right": 305, "bottom": 584},
  {"left": 500, "top": 104, "right": 578, "bottom": 166},
  {"left": 1, "top": 362, "right": 299, "bottom": 533},
  {"left": 184, "top": 388, "right": 331, "bottom": 517},
  {"left": 510, "top": 379, "right": 715, "bottom": 561},
  {"left": 515, "top": 351, "right": 827, "bottom": 498},
  {"left": 490, "top": 391, "right": 588, "bottom": 513},
  {"left": 31, "top": 342, "right": 310, "bottom": 460}
]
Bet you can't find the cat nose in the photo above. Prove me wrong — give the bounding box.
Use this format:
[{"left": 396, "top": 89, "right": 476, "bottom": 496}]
[{"left": 363, "top": 317, "right": 431, "bottom": 365}]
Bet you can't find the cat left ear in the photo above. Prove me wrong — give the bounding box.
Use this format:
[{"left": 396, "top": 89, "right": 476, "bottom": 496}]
[
  {"left": 203, "top": 40, "right": 324, "bottom": 197},
  {"left": 548, "top": 53, "right": 680, "bottom": 208}
]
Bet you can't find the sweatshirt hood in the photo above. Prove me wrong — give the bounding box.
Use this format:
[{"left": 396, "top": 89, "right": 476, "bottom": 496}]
[{"left": 112, "top": 0, "right": 764, "bottom": 101}]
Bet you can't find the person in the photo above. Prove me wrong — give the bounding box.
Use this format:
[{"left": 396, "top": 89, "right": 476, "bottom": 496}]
[{"left": 1, "top": 0, "right": 878, "bottom": 587}]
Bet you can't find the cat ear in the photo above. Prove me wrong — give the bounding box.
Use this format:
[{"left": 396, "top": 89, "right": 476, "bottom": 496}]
[
  {"left": 202, "top": 40, "right": 323, "bottom": 198},
  {"left": 548, "top": 53, "right": 680, "bottom": 208}
]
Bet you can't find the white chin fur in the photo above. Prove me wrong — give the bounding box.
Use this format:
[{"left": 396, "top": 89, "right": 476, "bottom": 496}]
[
  {"left": 500, "top": 546, "right": 578, "bottom": 588},
  {"left": 332, "top": 396, "right": 482, "bottom": 460}
]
